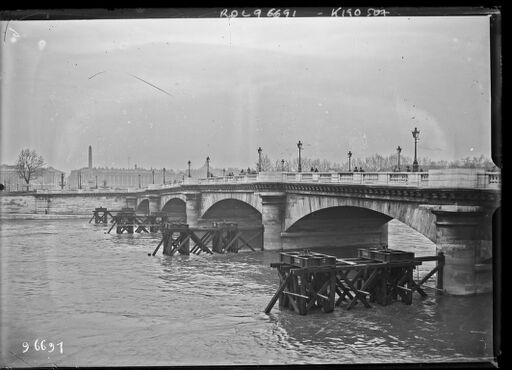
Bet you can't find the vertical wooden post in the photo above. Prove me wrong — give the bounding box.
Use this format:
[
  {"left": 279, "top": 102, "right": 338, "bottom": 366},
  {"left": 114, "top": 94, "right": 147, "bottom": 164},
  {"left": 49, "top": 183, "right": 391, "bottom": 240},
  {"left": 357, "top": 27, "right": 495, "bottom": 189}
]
[
  {"left": 178, "top": 231, "right": 191, "bottom": 255},
  {"left": 406, "top": 266, "right": 413, "bottom": 304},
  {"left": 436, "top": 251, "right": 445, "bottom": 294},
  {"left": 162, "top": 234, "right": 172, "bottom": 256},
  {"left": 212, "top": 230, "right": 221, "bottom": 253},
  {"left": 382, "top": 268, "right": 389, "bottom": 305},
  {"left": 297, "top": 273, "right": 308, "bottom": 315},
  {"left": 280, "top": 269, "right": 290, "bottom": 309},
  {"left": 323, "top": 271, "right": 336, "bottom": 313}
]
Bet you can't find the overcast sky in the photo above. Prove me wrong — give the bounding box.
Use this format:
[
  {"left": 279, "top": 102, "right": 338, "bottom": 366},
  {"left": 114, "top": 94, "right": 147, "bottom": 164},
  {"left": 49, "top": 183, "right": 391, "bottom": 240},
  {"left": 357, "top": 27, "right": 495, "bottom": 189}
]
[{"left": 0, "top": 15, "right": 492, "bottom": 172}]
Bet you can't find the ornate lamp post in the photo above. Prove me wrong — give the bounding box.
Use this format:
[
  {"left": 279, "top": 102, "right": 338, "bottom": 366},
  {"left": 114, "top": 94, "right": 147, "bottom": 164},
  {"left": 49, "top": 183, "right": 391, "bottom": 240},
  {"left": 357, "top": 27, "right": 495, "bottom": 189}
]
[
  {"left": 60, "top": 173, "right": 64, "bottom": 190},
  {"left": 257, "top": 147, "right": 262, "bottom": 172},
  {"left": 281, "top": 159, "right": 285, "bottom": 172},
  {"left": 206, "top": 156, "right": 210, "bottom": 178},
  {"left": 411, "top": 127, "right": 420, "bottom": 172},
  {"left": 152, "top": 169, "right": 155, "bottom": 184},
  {"left": 188, "top": 161, "right": 191, "bottom": 177},
  {"left": 138, "top": 174, "right": 141, "bottom": 188},
  {"left": 397, "top": 146, "right": 402, "bottom": 171},
  {"left": 163, "top": 168, "right": 166, "bottom": 184},
  {"left": 297, "top": 140, "right": 303, "bottom": 172},
  {"left": 348, "top": 151, "right": 352, "bottom": 172},
  {"left": 95, "top": 175, "right": 98, "bottom": 189}
]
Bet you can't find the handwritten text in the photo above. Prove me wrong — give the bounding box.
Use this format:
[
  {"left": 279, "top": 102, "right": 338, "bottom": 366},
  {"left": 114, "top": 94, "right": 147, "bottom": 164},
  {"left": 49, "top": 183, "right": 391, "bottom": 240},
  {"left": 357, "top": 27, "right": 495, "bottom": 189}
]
[
  {"left": 22, "top": 339, "right": 63, "bottom": 354},
  {"left": 220, "top": 8, "right": 390, "bottom": 18}
]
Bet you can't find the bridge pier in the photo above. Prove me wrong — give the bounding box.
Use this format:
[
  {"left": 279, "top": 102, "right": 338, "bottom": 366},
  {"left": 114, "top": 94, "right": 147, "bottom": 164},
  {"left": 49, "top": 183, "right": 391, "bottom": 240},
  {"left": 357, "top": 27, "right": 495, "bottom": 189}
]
[
  {"left": 432, "top": 206, "right": 493, "bottom": 295},
  {"left": 185, "top": 192, "right": 201, "bottom": 227},
  {"left": 260, "top": 192, "right": 286, "bottom": 250},
  {"left": 126, "top": 196, "right": 137, "bottom": 210},
  {"left": 148, "top": 195, "right": 161, "bottom": 214}
]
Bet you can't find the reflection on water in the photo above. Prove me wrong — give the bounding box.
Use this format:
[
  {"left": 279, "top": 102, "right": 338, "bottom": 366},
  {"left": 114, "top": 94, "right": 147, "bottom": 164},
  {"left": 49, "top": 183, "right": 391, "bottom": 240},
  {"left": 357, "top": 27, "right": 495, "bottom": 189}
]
[{"left": 0, "top": 219, "right": 494, "bottom": 367}]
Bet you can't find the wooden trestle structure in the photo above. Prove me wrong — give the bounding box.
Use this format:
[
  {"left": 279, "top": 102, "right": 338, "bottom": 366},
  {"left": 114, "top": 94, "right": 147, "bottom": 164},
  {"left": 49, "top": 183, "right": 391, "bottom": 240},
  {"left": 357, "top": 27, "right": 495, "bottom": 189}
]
[
  {"left": 89, "top": 207, "right": 114, "bottom": 224},
  {"left": 264, "top": 248, "right": 445, "bottom": 315},
  {"left": 151, "top": 222, "right": 264, "bottom": 256},
  {"left": 105, "top": 208, "right": 170, "bottom": 234}
]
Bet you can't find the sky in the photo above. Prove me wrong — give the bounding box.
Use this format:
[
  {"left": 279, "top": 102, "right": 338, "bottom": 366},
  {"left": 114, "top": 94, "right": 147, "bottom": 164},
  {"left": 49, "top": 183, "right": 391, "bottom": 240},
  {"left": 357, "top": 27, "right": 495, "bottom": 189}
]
[{"left": 0, "top": 15, "right": 493, "bottom": 173}]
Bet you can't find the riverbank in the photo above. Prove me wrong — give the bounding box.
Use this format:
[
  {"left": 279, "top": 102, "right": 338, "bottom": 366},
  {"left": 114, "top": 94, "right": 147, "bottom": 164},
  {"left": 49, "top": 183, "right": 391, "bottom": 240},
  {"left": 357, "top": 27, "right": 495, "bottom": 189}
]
[{"left": 0, "top": 213, "right": 90, "bottom": 220}]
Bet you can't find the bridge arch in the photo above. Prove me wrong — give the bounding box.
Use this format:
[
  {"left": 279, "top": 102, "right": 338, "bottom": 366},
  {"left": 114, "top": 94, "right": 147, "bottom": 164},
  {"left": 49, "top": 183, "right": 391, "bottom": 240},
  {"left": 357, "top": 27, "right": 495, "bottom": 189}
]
[
  {"left": 287, "top": 206, "right": 392, "bottom": 232},
  {"left": 161, "top": 197, "right": 187, "bottom": 223},
  {"left": 136, "top": 199, "right": 149, "bottom": 214},
  {"left": 201, "top": 198, "right": 264, "bottom": 250},
  {"left": 284, "top": 194, "right": 437, "bottom": 242},
  {"left": 200, "top": 192, "right": 262, "bottom": 216},
  {"left": 283, "top": 205, "right": 391, "bottom": 250},
  {"left": 201, "top": 198, "right": 262, "bottom": 226},
  {"left": 160, "top": 193, "right": 186, "bottom": 206}
]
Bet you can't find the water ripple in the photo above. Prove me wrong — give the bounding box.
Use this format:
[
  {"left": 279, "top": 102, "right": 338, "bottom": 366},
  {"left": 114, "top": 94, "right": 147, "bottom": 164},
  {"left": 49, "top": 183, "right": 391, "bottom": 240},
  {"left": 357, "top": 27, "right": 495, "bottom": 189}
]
[{"left": 0, "top": 218, "right": 494, "bottom": 366}]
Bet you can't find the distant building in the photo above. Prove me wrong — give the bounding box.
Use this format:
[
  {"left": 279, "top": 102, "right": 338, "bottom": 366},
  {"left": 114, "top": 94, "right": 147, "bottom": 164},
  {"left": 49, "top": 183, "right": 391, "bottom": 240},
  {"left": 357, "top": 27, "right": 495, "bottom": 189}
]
[
  {"left": 66, "top": 145, "right": 182, "bottom": 189},
  {"left": 0, "top": 164, "right": 65, "bottom": 191},
  {"left": 67, "top": 166, "right": 177, "bottom": 190}
]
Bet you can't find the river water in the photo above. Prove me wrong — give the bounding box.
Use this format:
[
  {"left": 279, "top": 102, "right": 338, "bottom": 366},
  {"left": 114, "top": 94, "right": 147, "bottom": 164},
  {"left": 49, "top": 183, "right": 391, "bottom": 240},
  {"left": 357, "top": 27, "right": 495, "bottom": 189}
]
[{"left": 0, "top": 218, "right": 494, "bottom": 367}]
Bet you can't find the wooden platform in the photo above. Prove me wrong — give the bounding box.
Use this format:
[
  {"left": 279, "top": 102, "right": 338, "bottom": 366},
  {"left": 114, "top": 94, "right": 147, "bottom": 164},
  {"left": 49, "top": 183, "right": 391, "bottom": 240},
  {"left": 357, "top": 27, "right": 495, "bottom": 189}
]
[
  {"left": 265, "top": 249, "right": 444, "bottom": 315},
  {"left": 105, "top": 208, "right": 169, "bottom": 234},
  {"left": 88, "top": 207, "right": 113, "bottom": 224},
  {"left": 151, "top": 222, "right": 264, "bottom": 256}
]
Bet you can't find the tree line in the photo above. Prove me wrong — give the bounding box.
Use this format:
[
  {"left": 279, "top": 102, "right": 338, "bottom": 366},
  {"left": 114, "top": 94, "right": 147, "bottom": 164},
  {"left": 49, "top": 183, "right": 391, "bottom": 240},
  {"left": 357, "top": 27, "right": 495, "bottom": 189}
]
[{"left": 254, "top": 153, "right": 497, "bottom": 172}]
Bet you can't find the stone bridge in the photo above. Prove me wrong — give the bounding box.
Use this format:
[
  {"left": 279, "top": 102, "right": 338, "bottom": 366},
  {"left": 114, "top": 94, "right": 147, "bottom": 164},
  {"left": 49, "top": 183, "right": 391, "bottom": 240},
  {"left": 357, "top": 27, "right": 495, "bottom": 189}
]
[{"left": 125, "top": 169, "right": 500, "bottom": 296}]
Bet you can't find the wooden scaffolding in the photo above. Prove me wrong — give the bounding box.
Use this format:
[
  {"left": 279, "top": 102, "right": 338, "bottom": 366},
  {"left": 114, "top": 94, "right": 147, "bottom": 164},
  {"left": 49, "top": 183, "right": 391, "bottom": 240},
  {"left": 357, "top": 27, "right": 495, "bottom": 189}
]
[
  {"left": 150, "top": 222, "right": 264, "bottom": 256},
  {"left": 265, "top": 249, "right": 445, "bottom": 315},
  {"left": 88, "top": 207, "right": 114, "bottom": 224},
  {"left": 106, "top": 208, "right": 169, "bottom": 234}
]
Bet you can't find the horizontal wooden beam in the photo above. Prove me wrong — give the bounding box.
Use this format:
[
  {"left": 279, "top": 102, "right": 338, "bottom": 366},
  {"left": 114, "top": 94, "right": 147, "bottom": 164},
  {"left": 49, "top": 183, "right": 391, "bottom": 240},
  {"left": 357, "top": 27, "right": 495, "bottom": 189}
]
[{"left": 283, "top": 291, "right": 309, "bottom": 300}]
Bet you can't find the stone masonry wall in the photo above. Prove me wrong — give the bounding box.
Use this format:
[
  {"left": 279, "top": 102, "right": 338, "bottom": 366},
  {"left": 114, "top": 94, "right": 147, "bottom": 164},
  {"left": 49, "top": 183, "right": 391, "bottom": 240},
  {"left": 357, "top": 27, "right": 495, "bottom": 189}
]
[{"left": 1, "top": 194, "right": 129, "bottom": 215}]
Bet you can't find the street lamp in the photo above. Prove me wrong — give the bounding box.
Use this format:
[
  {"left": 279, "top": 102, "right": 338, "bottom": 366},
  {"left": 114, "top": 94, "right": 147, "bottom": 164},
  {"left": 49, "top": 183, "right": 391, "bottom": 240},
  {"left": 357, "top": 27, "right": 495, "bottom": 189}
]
[
  {"left": 348, "top": 151, "right": 352, "bottom": 172},
  {"left": 188, "top": 160, "right": 191, "bottom": 177},
  {"left": 60, "top": 173, "right": 64, "bottom": 190},
  {"left": 152, "top": 169, "right": 155, "bottom": 184},
  {"left": 95, "top": 175, "right": 98, "bottom": 189},
  {"left": 163, "top": 168, "right": 166, "bottom": 184},
  {"left": 257, "top": 147, "right": 262, "bottom": 172},
  {"left": 297, "top": 140, "right": 303, "bottom": 172},
  {"left": 281, "top": 159, "right": 285, "bottom": 172},
  {"left": 396, "top": 146, "right": 402, "bottom": 172},
  {"left": 411, "top": 127, "right": 420, "bottom": 172},
  {"left": 206, "top": 156, "right": 210, "bottom": 178}
]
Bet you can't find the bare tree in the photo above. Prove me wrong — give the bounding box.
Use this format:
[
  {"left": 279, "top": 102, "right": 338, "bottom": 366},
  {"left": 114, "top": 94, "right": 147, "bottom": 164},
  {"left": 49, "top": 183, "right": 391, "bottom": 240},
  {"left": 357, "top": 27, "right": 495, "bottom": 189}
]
[
  {"left": 262, "top": 153, "right": 495, "bottom": 173},
  {"left": 256, "top": 154, "right": 274, "bottom": 172},
  {"left": 15, "top": 149, "right": 45, "bottom": 190}
]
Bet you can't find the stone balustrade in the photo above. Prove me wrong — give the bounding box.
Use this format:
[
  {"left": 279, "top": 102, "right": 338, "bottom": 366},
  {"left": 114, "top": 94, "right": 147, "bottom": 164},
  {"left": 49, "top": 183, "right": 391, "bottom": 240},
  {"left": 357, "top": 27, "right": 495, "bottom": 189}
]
[
  {"left": 184, "top": 169, "right": 501, "bottom": 190},
  {"left": 24, "top": 169, "right": 500, "bottom": 194}
]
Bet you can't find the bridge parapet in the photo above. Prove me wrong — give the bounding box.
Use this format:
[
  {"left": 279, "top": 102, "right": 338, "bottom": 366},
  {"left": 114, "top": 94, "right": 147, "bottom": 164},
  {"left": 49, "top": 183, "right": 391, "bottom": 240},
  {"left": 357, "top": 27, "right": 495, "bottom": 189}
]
[
  {"left": 21, "top": 169, "right": 500, "bottom": 195},
  {"left": 181, "top": 169, "right": 501, "bottom": 190}
]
